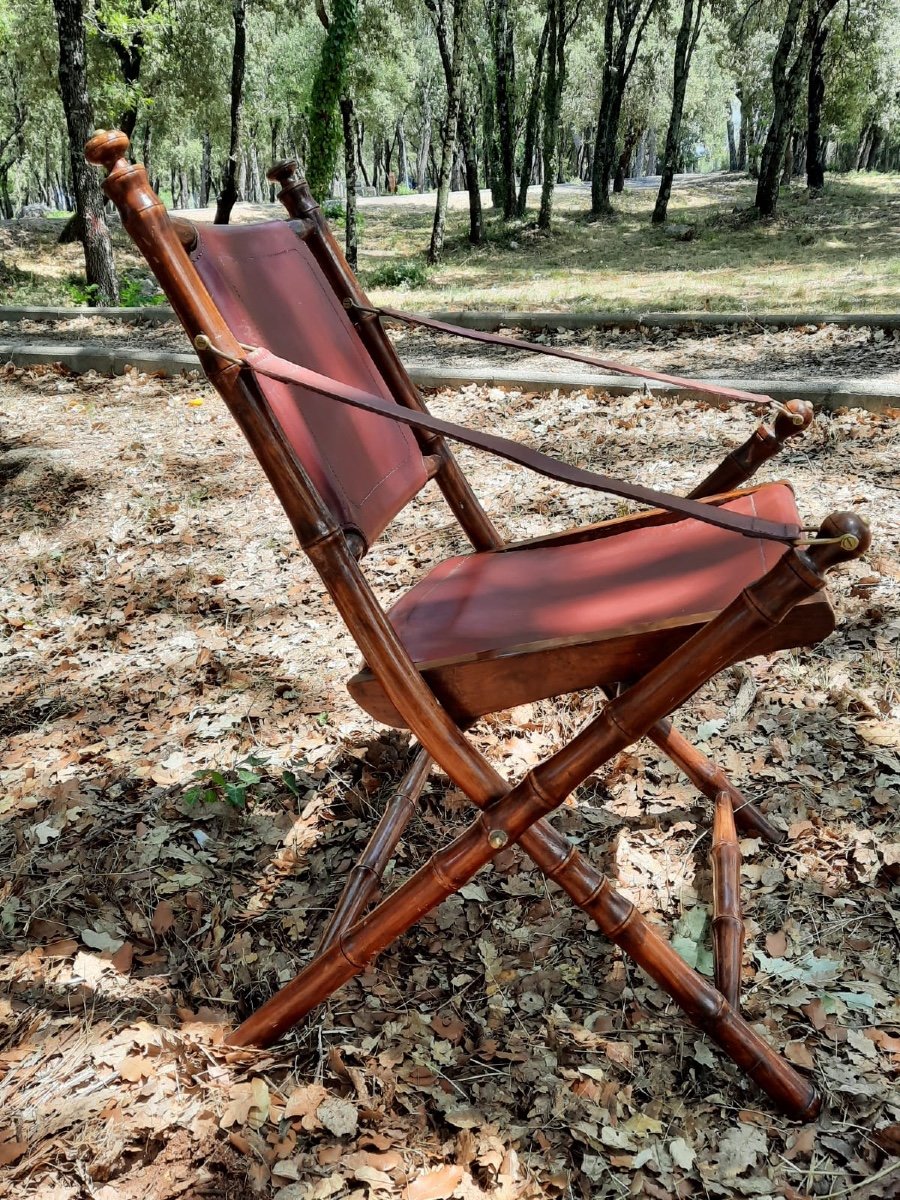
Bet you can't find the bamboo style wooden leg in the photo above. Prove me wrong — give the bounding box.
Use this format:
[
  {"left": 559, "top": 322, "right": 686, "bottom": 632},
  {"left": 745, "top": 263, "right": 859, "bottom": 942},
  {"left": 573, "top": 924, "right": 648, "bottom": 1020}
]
[
  {"left": 647, "top": 717, "right": 783, "bottom": 844},
  {"left": 317, "top": 747, "right": 431, "bottom": 951},
  {"left": 226, "top": 515, "right": 867, "bottom": 1120},
  {"left": 663, "top": 398, "right": 814, "bottom": 845},
  {"left": 711, "top": 791, "right": 744, "bottom": 1009}
]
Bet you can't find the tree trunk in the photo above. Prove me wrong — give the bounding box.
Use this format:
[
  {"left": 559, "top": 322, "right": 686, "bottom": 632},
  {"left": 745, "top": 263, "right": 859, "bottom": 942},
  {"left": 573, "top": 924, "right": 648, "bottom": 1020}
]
[
  {"left": 865, "top": 126, "right": 883, "bottom": 169},
  {"left": 426, "top": 0, "right": 467, "bottom": 263},
  {"left": 806, "top": 19, "right": 828, "bottom": 189},
  {"left": 307, "top": 0, "right": 359, "bottom": 200},
  {"left": 416, "top": 95, "right": 432, "bottom": 191},
  {"left": 755, "top": 0, "right": 837, "bottom": 217},
  {"left": 590, "top": 0, "right": 657, "bottom": 216},
  {"left": 397, "top": 119, "right": 410, "bottom": 187},
  {"left": 490, "top": 0, "right": 517, "bottom": 219},
  {"left": 214, "top": 0, "right": 246, "bottom": 223},
  {"left": 737, "top": 85, "right": 748, "bottom": 170},
  {"left": 792, "top": 128, "right": 807, "bottom": 176},
  {"left": 781, "top": 134, "right": 794, "bottom": 184},
  {"left": 340, "top": 97, "right": 359, "bottom": 269},
  {"left": 355, "top": 120, "right": 371, "bottom": 187},
  {"left": 459, "top": 93, "right": 483, "bottom": 244},
  {"left": 516, "top": 12, "right": 550, "bottom": 217},
  {"left": 199, "top": 131, "right": 212, "bottom": 206},
  {"left": 538, "top": 0, "right": 563, "bottom": 229},
  {"left": 652, "top": 0, "right": 702, "bottom": 224},
  {"left": 269, "top": 118, "right": 281, "bottom": 200},
  {"left": 51, "top": 0, "right": 118, "bottom": 302},
  {"left": 141, "top": 120, "right": 153, "bottom": 182},
  {"left": 726, "top": 103, "right": 738, "bottom": 170},
  {"left": 855, "top": 123, "right": 873, "bottom": 171}
]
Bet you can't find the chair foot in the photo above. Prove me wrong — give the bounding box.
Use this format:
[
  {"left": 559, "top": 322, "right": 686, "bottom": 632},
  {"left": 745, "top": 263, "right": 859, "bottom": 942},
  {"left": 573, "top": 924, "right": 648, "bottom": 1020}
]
[
  {"left": 711, "top": 791, "right": 744, "bottom": 1010},
  {"left": 316, "top": 746, "right": 431, "bottom": 951}
]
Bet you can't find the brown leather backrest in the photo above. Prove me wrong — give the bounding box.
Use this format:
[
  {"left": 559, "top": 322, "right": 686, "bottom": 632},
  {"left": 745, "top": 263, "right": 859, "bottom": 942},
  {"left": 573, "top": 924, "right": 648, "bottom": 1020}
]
[{"left": 189, "top": 220, "right": 427, "bottom": 546}]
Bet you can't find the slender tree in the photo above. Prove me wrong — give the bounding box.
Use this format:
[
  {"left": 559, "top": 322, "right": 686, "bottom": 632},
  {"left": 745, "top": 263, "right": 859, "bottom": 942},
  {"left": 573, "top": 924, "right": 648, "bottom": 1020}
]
[
  {"left": 539, "top": 0, "right": 581, "bottom": 228},
  {"left": 214, "top": 0, "right": 247, "bottom": 223},
  {"left": 516, "top": 11, "right": 550, "bottom": 217},
  {"left": 423, "top": 0, "right": 467, "bottom": 263},
  {"left": 590, "top": 0, "right": 659, "bottom": 216},
  {"left": 51, "top": 0, "right": 119, "bottom": 302},
  {"left": 487, "top": 0, "right": 516, "bottom": 218},
  {"left": 340, "top": 96, "right": 359, "bottom": 267},
  {"left": 806, "top": 8, "right": 831, "bottom": 188},
  {"left": 652, "top": 0, "right": 704, "bottom": 224},
  {"left": 755, "top": 0, "right": 839, "bottom": 217},
  {"left": 458, "top": 90, "right": 483, "bottom": 243},
  {"left": 307, "top": 0, "right": 358, "bottom": 200}
]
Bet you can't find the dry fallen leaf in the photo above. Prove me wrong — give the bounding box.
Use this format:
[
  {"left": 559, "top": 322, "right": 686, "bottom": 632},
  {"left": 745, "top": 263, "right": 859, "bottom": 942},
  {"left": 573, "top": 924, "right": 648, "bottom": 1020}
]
[
  {"left": 406, "top": 1164, "right": 465, "bottom": 1200},
  {"left": 150, "top": 900, "right": 176, "bottom": 936},
  {"left": 316, "top": 1095, "right": 358, "bottom": 1138}
]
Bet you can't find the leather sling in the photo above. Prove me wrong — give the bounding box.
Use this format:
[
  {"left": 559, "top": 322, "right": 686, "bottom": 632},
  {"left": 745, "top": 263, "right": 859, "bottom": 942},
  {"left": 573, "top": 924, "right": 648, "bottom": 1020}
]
[
  {"left": 376, "top": 307, "right": 778, "bottom": 408},
  {"left": 237, "top": 345, "right": 801, "bottom": 544}
]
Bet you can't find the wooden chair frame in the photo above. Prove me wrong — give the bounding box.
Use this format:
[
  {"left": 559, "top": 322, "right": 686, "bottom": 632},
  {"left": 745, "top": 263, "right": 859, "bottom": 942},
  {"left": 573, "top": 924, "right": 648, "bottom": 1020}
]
[{"left": 85, "top": 130, "right": 872, "bottom": 1121}]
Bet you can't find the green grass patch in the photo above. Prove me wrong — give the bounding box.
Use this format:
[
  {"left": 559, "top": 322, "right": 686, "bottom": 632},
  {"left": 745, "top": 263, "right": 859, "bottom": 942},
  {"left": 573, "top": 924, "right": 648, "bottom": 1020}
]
[{"left": 357, "top": 173, "right": 900, "bottom": 314}]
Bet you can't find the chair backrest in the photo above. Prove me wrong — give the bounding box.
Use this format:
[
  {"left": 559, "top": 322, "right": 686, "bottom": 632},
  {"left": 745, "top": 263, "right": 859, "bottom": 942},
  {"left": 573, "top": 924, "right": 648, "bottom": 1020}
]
[{"left": 188, "top": 219, "right": 427, "bottom": 547}]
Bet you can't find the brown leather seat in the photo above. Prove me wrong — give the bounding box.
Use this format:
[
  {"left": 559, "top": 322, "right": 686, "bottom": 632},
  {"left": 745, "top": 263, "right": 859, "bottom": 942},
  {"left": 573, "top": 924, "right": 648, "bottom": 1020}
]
[{"left": 349, "top": 483, "right": 835, "bottom": 725}]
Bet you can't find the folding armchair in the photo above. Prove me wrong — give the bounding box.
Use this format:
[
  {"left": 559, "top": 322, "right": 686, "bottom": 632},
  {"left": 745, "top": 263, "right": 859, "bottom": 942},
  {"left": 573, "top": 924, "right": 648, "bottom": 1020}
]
[{"left": 86, "top": 130, "right": 871, "bottom": 1121}]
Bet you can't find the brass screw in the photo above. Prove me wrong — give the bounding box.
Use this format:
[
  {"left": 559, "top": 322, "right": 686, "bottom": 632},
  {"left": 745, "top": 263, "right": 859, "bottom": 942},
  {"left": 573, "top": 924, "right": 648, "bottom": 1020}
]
[
  {"left": 488, "top": 829, "right": 508, "bottom": 850},
  {"left": 840, "top": 534, "right": 860, "bottom": 552}
]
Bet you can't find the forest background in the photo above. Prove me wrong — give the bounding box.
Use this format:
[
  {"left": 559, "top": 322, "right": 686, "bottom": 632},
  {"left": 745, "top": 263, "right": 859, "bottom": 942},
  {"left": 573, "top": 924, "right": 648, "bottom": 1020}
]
[{"left": 1, "top": 0, "right": 899, "bottom": 307}]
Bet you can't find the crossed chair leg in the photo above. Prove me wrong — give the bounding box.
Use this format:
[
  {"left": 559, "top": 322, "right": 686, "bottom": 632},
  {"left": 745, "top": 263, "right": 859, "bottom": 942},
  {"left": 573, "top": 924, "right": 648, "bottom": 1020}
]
[{"left": 226, "top": 514, "right": 867, "bottom": 1121}]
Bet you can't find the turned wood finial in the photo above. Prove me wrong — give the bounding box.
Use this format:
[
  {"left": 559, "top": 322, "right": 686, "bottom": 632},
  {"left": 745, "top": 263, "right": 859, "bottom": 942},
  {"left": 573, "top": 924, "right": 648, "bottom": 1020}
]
[
  {"left": 85, "top": 128, "right": 131, "bottom": 176},
  {"left": 267, "top": 158, "right": 319, "bottom": 218},
  {"left": 807, "top": 511, "right": 872, "bottom": 570},
  {"left": 774, "top": 398, "right": 814, "bottom": 439},
  {"left": 266, "top": 159, "right": 304, "bottom": 187}
]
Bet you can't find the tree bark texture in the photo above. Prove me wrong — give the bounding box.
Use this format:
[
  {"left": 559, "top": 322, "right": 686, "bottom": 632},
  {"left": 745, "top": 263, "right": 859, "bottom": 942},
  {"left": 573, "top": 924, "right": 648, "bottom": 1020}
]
[
  {"left": 458, "top": 93, "right": 483, "bottom": 244},
  {"left": 805, "top": 18, "right": 828, "bottom": 189},
  {"left": 516, "top": 12, "right": 550, "bottom": 217},
  {"left": 489, "top": 0, "right": 517, "bottom": 219},
  {"left": 755, "top": 0, "right": 838, "bottom": 217},
  {"left": 427, "top": 0, "right": 466, "bottom": 263},
  {"left": 340, "top": 96, "right": 359, "bottom": 269},
  {"left": 307, "top": 0, "right": 358, "bottom": 200},
  {"left": 726, "top": 103, "right": 738, "bottom": 170},
  {"left": 652, "top": 0, "right": 703, "bottom": 223},
  {"left": 214, "top": 0, "right": 247, "bottom": 223},
  {"left": 51, "top": 0, "right": 119, "bottom": 302},
  {"left": 590, "top": 0, "right": 658, "bottom": 215}
]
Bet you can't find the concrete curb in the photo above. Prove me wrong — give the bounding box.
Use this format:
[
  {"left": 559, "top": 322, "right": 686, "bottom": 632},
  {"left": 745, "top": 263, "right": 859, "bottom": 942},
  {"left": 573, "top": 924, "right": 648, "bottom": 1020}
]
[
  {"left": 425, "top": 310, "right": 900, "bottom": 333},
  {"left": 1, "top": 304, "right": 899, "bottom": 333},
  {"left": 2, "top": 341, "right": 897, "bottom": 413},
  {"left": 0, "top": 305, "right": 176, "bottom": 324}
]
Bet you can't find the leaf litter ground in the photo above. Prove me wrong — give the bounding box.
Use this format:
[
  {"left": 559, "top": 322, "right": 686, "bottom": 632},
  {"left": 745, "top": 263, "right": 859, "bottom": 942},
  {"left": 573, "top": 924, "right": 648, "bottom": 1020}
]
[{"left": 0, "top": 365, "right": 898, "bottom": 1200}]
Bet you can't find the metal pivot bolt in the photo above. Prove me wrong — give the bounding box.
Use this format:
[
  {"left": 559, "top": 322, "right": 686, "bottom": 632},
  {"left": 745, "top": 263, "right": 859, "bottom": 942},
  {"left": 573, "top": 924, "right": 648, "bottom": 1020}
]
[{"left": 488, "top": 829, "right": 509, "bottom": 849}]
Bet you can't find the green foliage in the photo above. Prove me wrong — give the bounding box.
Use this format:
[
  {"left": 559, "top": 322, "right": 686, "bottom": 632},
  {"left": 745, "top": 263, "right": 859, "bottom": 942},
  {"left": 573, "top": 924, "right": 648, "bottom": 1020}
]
[
  {"left": 364, "top": 258, "right": 429, "bottom": 289},
  {"left": 65, "top": 276, "right": 101, "bottom": 305},
  {"left": 182, "top": 754, "right": 268, "bottom": 810},
  {"left": 307, "top": 0, "right": 359, "bottom": 200},
  {"left": 118, "top": 273, "right": 166, "bottom": 306}
]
